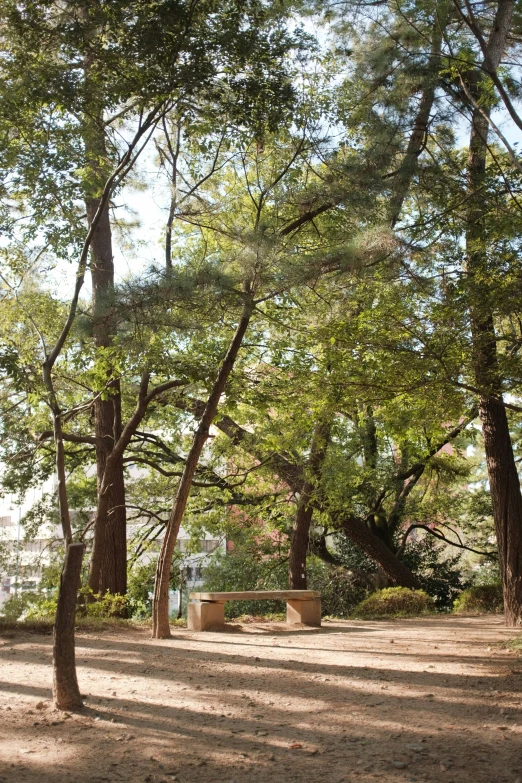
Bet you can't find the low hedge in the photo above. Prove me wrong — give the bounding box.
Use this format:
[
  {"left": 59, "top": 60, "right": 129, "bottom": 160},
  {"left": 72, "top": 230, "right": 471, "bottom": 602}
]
[
  {"left": 453, "top": 583, "right": 504, "bottom": 614},
  {"left": 352, "top": 587, "right": 434, "bottom": 619}
]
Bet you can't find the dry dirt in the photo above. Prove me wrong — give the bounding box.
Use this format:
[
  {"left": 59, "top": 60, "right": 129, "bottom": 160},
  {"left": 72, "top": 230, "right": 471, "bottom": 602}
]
[{"left": 0, "top": 615, "right": 521, "bottom": 783}]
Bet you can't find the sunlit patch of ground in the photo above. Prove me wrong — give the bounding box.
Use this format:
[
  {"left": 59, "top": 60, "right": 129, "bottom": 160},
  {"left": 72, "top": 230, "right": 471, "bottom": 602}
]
[{"left": 0, "top": 616, "right": 521, "bottom": 783}]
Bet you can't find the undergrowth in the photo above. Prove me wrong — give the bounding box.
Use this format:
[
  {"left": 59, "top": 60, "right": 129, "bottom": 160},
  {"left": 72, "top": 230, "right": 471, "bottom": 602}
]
[
  {"left": 352, "top": 587, "right": 434, "bottom": 619},
  {"left": 453, "top": 584, "right": 504, "bottom": 614}
]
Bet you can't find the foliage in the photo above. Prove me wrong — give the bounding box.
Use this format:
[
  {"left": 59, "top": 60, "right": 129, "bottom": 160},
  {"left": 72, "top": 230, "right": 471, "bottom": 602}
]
[
  {"left": 202, "top": 549, "right": 289, "bottom": 618},
  {"left": 352, "top": 588, "right": 434, "bottom": 620},
  {"left": 471, "top": 561, "right": 502, "bottom": 586},
  {"left": 24, "top": 596, "right": 58, "bottom": 621},
  {"left": 453, "top": 584, "right": 504, "bottom": 615},
  {"left": 401, "top": 536, "right": 472, "bottom": 610},
  {"left": 127, "top": 561, "right": 158, "bottom": 619},
  {"left": 307, "top": 558, "right": 369, "bottom": 618},
  {"left": 1, "top": 0, "right": 522, "bottom": 639},
  {"left": 0, "top": 593, "right": 35, "bottom": 621},
  {"left": 79, "top": 590, "right": 129, "bottom": 619}
]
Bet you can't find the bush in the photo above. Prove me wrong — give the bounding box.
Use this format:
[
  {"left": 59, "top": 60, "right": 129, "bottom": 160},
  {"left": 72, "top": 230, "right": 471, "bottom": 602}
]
[
  {"left": 306, "top": 557, "right": 369, "bottom": 618},
  {"left": 24, "top": 595, "right": 57, "bottom": 620},
  {"left": 401, "top": 536, "right": 471, "bottom": 609},
  {"left": 0, "top": 593, "right": 35, "bottom": 621},
  {"left": 127, "top": 560, "right": 157, "bottom": 619},
  {"left": 352, "top": 587, "right": 434, "bottom": 619},
  {"left": 453, "top": 583, "right": 503, "bottom": 614},
  {"left": 80, "top": 589, "right": 128, "bottom": 619}
]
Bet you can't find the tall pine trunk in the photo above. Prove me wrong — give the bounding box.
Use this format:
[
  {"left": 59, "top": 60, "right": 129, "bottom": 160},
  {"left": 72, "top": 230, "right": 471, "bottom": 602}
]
[
  {"left": 152, "top": 301, "right": 254, "bottom": 638},
  {"left": 464, "top": 0, "right": 522, "bottom": 625},
  {"left": 84, "top": 119, "right": 127, "bottom": 599}
]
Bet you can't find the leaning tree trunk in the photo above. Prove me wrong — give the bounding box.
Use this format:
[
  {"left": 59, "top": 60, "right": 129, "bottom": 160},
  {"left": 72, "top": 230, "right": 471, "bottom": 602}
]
[
  {"left": 289, "top": 421, "right": 331, "bottom": 589},
  {"left": 84, "top": 115, "right": 127, "bottom": 599},
  {"left": 342, "top": 515, "right": 422, "bottom": 589},
  {"left": 48, "top": 410, "right": 84, "bottom": 710},
  {"left": 152, "top": 301, "right": 254, "bottom": 638},
  {"left": 464, "top": 0, "right": 522, "bottom": 625},
  {"left": 53, "top": 542, "right": 84, "bottom": 710}
]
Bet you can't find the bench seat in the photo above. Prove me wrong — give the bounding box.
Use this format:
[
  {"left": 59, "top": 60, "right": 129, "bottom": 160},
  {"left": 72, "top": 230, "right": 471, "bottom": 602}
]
[{"left": 187, "top": 589, "right": 321, "bottom": 631}]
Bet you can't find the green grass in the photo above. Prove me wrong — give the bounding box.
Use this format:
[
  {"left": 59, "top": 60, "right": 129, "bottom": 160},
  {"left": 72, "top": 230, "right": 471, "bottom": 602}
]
[{"left": 506, "top": 636, "right": 522, "bottom": 654}]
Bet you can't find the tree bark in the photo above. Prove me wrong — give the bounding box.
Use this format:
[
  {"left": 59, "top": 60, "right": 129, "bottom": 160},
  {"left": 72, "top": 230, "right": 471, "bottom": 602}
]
[
  {"left": 90, "top": 375, "right": 187, "bottom": 605},
  {"left": 464, "top": 0, "right": 522, "bottom": 625},
  {"left": 152, "top": 301, "right": 254, "bottom": 638},
  {"left": 53, "top": 542, "right": 84, "bottom": 710},
  {"left": 289, "top": 421, "right": 331, "bottom": 589},
  {"left": 85, "top": 119, "right": 127, "bottom": 599},
  {"left": 342, "top": 516, "right": 422, "bottom": 589}
]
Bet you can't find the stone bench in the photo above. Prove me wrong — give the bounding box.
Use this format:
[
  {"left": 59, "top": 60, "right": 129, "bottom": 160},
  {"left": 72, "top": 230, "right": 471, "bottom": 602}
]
[{"left": 187, "top": 590, "right": 321, "bottom": 631}]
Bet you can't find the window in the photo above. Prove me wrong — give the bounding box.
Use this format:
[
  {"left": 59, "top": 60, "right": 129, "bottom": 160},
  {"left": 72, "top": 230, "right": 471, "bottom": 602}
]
[
  {"left": 0, "top": 516, "right": 12, "bottom": 526},
  {"left": 24, "top": 540, "right": 46, "bottom": 553},
  {"left": 200, "top": 539, "right": 220, "bottom": 553}
]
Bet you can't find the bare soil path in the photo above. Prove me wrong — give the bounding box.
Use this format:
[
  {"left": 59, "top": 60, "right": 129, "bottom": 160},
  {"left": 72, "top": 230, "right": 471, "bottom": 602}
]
[{"left": 0, "top": 616, "right": 521, "bottom": 783}]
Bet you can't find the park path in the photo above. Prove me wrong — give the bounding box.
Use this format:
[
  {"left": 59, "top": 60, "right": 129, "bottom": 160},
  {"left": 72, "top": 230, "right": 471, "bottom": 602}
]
[{"left": 0, "top": 615, "right": 521, "bottom": 783}]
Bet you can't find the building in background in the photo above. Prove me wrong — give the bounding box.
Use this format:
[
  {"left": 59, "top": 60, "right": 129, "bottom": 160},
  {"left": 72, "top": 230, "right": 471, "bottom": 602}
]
[{"left": 0, "top": 484, "right": 224, "bottom": 613}]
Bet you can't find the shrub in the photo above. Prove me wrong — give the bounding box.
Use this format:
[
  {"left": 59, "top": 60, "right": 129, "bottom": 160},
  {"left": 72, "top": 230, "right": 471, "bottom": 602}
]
[
  {"left": 401, "top": 536, "right": 471, "bottom": 609},
  {"left": 307, "top": 557, "right": 369, "bottom": 618},
  {"left": 24, "top": 596, "right": 57, "bottom": 620},
  {"left": 127, "top": 560, "right": 157, "bottom": 619},
  {"left": 81, "top": 589, "right": 128, "bottom": 618},
  {"left": 352, "top": 587, "right": 434, "bottom": 619},
  {"left": 0, "top": 593, "right": 35, "bottom": 621},
  {"left": 0, "top": 591, "right": 57, "bottom": 622},
  {"left": 453, "top": 583, "right": 503, "bottom": 614}
]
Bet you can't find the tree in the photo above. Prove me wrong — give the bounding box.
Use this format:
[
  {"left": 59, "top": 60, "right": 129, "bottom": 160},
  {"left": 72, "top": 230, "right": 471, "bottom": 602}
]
[
  {"left": 0, "top": 0, "right": 301, "bottom": 604},
  {"left": 461, "top": 0, "right": 522, "bottom": 624}
]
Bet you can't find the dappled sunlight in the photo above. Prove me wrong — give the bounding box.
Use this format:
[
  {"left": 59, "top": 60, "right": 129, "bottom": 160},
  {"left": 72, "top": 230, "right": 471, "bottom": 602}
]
[{"left": 1, "top": 617, "right": 521, "bottom": 782}]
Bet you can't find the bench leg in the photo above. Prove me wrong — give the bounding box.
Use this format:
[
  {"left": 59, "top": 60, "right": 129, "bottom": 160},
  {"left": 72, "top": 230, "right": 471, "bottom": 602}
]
[
  {"left": 188, "top": 601, "right": 225, "bottom": 631},
  {"left": 286, "top": 598, "right": 321, "bottom": 627}
]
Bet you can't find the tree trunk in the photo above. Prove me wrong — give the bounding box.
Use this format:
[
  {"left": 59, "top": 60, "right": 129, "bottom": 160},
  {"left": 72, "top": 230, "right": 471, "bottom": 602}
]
[
  {"left": 53, "top": 542, "right": 84, "bottom": 710},
  {"left": 289, "top": 503, "right": 314, "bottom": 590},
  {"left": 177, "top": 569, "right": 184, "bottom": 619},
  {"left": 342, "top": 516, "right": 422, "bottom": 589},
  {"left": 85, "top": 124, "right": 127, "bottom": 599},
  {"left": 49, "top": 410, "right": 84, "bottom": 709},
  {"left": 164, "top": 118, "right": 181, "bottom": 271},
  {"left": 480, "top": 399, "right": 522, "bottom": 623},
  {"left": 389, "top": 0, "right": 448, "bottom": 226},
  {"left": 289, "top": 421, "right": 331, "bottom": 589},
  {"left": 464, "top": 0, "right": 521, "bottom": 625},
  {"left": 152, "top": 301, "right": 254, "bottom": 638}
]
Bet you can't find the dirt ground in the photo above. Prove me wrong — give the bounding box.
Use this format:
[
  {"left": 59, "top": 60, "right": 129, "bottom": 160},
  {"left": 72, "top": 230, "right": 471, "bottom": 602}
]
[{"left": 0, "top": 615, "right": 521, "bottom": 783}]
